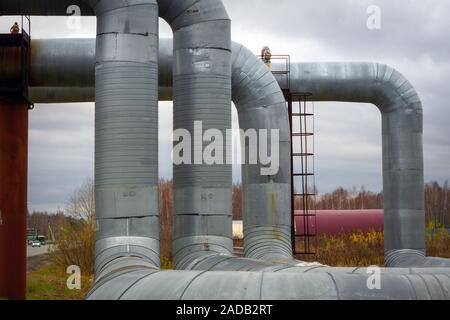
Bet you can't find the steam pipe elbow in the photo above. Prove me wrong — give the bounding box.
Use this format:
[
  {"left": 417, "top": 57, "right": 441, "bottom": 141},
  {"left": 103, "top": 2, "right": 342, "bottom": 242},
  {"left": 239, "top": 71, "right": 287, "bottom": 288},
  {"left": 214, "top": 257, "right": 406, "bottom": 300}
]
[
  {"left": 372, "top": 63, "right": 422, "bottom": 115},
  {"left": 85, "top": 0, "right": 158, "bottom": 15},
  {"left": 159, "top": 0, "right": 230, "bottom": 32},
  {"left": 385, "top": 249, "right": 450, "bottom": 268}
]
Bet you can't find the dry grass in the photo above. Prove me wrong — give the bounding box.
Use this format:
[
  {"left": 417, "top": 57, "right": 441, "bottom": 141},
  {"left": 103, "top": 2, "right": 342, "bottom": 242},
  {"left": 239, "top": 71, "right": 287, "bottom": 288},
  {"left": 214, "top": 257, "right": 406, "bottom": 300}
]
[
  {"left": 48, "top": 220, "right": 96, "bottom": 276},
  {"left": 425, "top": 222, "right": 450, "bottom": 258},
  {"left": 26, "top": 226, "right": 449, "bottom": 300},
  {"left": 297, "top": 225, "right": 450, "bottom": 266},
  {"left": 159, "top": 180, "right": 173, "bottom": 262},
  {"left": 27, "top": 264, "right": 93, "bottom": 300},
  {"left": 296, "top": 230, "right": 385, "bottom": 266}
]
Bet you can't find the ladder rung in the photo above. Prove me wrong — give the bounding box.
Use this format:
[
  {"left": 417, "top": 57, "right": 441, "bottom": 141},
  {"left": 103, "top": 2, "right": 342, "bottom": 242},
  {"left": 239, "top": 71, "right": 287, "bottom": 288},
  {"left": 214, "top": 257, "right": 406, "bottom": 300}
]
[
  {"left": 292, "top": 113, "right": 314, "bottom": 116},
  {"left": 272, "top": 71, "right": 290, "bottom": 75},
  {"left": 292, "top": 133, "right": 314, "bottom": 137},
  {"left": 292, "top": 153, "right": 314, "bottom": 157},
  {"left": 290, "top": 96, "right": 316, "bottom": 257}
]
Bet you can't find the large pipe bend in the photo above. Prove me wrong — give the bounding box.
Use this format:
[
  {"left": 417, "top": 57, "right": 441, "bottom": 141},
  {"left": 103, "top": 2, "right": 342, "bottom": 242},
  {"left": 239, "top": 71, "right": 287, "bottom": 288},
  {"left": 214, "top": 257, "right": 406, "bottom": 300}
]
[
  {"left": 87, "top": 261, "right": 450, "bottom": 300},
  {"left": 1, "top": 2, "right": 450, "bottom": 299},
  {"left": 231, "top": 43, "right": 293, "bottom": 262},
  {"left": 8, "top": 38, "right": 450, "bottom": 268},
  {"left": 287, "top": 62, "right": 450, "bottom": 268},
  {"left": 158, "top": 0, "right": 234, "bottom": 269}
]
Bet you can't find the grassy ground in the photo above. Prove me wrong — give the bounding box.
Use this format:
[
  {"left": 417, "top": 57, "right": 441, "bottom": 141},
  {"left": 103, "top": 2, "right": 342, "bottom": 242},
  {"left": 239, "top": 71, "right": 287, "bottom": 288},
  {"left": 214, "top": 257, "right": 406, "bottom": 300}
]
[
  {"left": 27, "top": 263, "right": 93, "bottom": 300},
  {"left": 26, "top": 256, "right": 172, "bottom": 300},
  {"left": 297, "top": 228, "right": 450, "bottom": 266},
  {"left": 26, "top": 228, "right": 449, "bottom": 300},
  {"left": 296, "top": 230, "right": 384, "bottom": 266}
]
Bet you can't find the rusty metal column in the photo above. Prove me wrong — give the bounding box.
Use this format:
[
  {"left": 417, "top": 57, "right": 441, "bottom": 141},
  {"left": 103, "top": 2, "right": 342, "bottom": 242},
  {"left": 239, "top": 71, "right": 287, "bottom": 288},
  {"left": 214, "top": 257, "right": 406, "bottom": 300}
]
[{"left": 0, "top": 99, "right": 28, "bottom": 300}]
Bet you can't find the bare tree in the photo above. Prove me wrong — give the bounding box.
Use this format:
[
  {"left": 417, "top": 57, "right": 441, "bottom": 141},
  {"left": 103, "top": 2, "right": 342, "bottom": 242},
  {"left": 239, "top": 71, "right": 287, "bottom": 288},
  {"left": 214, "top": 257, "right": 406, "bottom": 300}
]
[
  {"left": 66, "top": 179, "right": 95, "bottom": 224},
  {"left": 159, "top": 180, "right": 173, "bottom": 260},
  {"left": 49, "top": 179, "right": 96, "bottom": 275},
  {"left": 232, "top": 184, "right": 242, "bottom": 220}
]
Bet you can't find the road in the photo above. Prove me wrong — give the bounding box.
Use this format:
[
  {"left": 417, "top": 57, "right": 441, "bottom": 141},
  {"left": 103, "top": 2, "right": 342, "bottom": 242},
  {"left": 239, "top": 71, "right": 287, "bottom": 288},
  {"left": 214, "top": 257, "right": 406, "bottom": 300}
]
[{"left": 27, "top": 245, "right": 50, "bottom": 257}]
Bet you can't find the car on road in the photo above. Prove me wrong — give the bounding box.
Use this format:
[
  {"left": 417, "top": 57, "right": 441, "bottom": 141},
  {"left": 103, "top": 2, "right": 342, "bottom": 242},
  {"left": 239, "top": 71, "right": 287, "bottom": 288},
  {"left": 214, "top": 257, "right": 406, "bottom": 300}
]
[{"left": 31, "top": 241, "right": 41, "bottom": 248}]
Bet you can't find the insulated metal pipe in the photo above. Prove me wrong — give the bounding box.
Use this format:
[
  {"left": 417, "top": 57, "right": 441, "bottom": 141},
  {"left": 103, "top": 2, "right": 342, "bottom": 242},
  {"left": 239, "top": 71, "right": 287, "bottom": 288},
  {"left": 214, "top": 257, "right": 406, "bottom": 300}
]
[
  {"left": 18, "top": 39, "right": 450, "bottom": 267},
  {"left": 2, "top": 0, "right": 450, "bottom": 301},
  {"left": 159, "top": 0, "right": 234, "bottom": 269},
  {"left": 26, "top": 38, "right": 172, "bottom": 102},
  {"left": 88, "top": 0, "right": 161, "bottom": 275},
  {"left": 87, "top": 256, "right": 450, "bottom": 300},
  {"left": 14, "top": 39, "right": 295, "bottom": 264},
  {"left": 1, "top": 50, "right": 449, "bottom": 301},
  {"left": 232, "top": 43, "right": 292, "bottom": 262},
  {"left": 285, "top": 62, "right": 450, "bottom": 268}
]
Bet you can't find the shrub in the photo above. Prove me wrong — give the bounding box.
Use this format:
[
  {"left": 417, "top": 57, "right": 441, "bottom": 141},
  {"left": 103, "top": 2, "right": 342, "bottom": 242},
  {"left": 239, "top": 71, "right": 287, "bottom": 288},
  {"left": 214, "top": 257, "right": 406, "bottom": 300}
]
[{"left": 49, "top": 180, "right": 95, "bottom": 276}]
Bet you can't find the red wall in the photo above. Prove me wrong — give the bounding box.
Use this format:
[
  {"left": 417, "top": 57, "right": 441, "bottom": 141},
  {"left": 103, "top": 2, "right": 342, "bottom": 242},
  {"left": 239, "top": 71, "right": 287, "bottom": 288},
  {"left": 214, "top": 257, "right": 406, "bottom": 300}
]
[
  {"left": 0, "top": 100, "right": 28, "bottom": 300},
  {"left": 295, "top": 210, "right": 384, "bottom": 236}
]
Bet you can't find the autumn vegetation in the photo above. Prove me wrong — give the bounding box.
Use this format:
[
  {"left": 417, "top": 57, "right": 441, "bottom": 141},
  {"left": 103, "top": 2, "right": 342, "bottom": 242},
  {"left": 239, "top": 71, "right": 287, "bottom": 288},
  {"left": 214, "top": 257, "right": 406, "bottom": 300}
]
[{"left": 27, "top": 180, "right": 450, "bottom": 276}]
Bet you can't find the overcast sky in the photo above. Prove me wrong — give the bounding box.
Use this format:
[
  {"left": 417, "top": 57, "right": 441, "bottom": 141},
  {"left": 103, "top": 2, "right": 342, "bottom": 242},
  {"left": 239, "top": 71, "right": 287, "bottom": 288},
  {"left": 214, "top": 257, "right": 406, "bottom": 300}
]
[{"left": 1, "top": 0, "right": 449, "bottom": 212}]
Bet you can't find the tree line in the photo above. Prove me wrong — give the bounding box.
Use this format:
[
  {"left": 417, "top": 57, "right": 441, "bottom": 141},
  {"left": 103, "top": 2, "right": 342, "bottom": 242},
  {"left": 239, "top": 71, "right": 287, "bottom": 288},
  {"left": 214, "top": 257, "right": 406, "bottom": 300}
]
[{"left": 28, "top": 180, "right": 450, "bottom": 244}]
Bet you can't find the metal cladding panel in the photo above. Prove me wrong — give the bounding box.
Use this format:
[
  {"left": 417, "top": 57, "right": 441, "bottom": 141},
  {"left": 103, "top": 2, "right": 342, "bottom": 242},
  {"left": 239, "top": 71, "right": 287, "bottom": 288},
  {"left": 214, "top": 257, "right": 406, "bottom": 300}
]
[
  {"left": 261, "top": 273, "right": 338, "bottom": 300},
  {"left": 87, "top": 269, "right": 156, "bottom": 300},
  {"left": 174, "top": 214, "right": 232, "bottom": 238},
  {"left": 120, "top": 270, "right": 203, "bottom": 300},
  {"left": 181, "top": 271, "right": 262, "bottom": 300},
  {"left": 97, "top": 216, "right": 160, "bottom": 240}
]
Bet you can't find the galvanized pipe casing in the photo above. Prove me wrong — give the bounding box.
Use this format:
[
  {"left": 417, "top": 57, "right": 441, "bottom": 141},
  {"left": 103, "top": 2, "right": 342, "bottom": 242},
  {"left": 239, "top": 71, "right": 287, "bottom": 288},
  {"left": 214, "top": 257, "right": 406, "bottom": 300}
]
[
  {"left": 30, "top": 39, "right": 95, "bottom": 88},
  {"left": 232, "top": 43, "right": 293, "bottom": 261},
  {"left": 3, "top": 0, "right": 450, "bottom": 300},
  {"left": 87, "top": 258, "right": 450, "bottom": 300},
  {"left": 21, "top": 39, "right": 450, "bottom": 267},
  {"left": 21, "top": 40, "right": 448, "bottom": 266},
  {"left": 26, "top": 38, "right": 173, "bottom": 102},
  {"left": 89, "top": 0, "right": 161, "bottom": 274},
  {"left": 159, "top": 0, "right": 234, "bottom": 269},
  {"left": 285, "top": 62, "right": 450, "bottom": 267}
]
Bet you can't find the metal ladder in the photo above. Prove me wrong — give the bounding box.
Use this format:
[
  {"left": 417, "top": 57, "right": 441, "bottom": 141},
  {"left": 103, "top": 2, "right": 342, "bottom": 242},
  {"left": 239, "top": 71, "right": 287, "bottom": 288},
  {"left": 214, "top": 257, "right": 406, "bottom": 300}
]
[
  {"left": 288, "top": 93, "right": 317, "bottom": 255},
  {"left": 259, "top": 53, "right": 317, "bottom": 255}
]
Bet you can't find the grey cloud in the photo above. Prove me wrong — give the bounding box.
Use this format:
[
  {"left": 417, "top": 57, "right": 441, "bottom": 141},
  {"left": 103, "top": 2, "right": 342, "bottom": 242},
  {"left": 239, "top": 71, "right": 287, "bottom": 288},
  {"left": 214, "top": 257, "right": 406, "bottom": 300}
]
[{"left": 2, "top": 0, "right": 447, "bottom": 211}]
